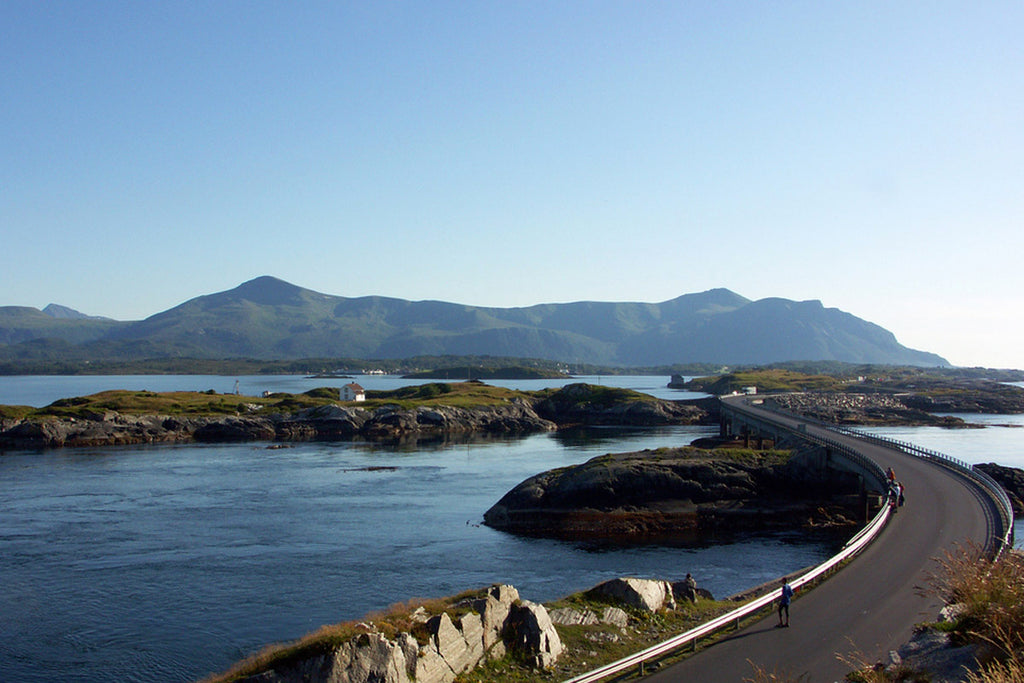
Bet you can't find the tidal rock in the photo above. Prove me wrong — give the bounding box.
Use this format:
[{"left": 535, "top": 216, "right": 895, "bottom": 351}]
[
  {"left": 506, "top": 600, "right": 563, "bottom": 669},
  {"left": 587, "top": 578, "right": 675, "bottom": 613}
]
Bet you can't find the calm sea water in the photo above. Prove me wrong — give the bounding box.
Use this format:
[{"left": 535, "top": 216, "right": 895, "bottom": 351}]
[{"left": 1, "top": 376, "right": 1022, "bottom": 682}]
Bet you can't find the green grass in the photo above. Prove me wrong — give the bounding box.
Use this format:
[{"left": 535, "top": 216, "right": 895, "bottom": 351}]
[
  {"left": 533, "top": 384, "right": 660, "bottom": 406},
  {"left": 13, "top": 388, "right": 337, "bottom": 419},
  {"left": 361, "top": 382, "right": 534, "bottom": 410},
  {"left": 0, "top": 382, "right": 544, "bottom": 420}
]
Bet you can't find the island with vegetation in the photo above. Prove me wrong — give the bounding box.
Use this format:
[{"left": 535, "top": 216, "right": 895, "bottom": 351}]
[
  {"left": 0, "top": 382, "right": 709, "bottom": 450},
  {"left": 483, "top": 443, "right": 864, "bottom": 541}
]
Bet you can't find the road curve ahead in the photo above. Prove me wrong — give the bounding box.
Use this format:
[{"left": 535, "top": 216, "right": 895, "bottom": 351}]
[{"left": 644, "top": 406, "right": 995, "bottom": 683}]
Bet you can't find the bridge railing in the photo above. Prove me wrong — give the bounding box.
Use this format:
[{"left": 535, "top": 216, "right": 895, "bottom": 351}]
[
  {"left": 754, "top": 395, "right": 1015, "bottom": 558},
  {"left": 829, "top": 424, "right": 1015, "bottom": 558}
]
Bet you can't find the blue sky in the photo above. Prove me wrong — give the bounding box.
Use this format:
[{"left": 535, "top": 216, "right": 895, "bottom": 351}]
[{"left": 2, "top": 2, "right": 1022, "bottom": 368}]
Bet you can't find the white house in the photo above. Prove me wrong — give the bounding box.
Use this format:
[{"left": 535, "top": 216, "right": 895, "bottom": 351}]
[{"left": 341, "top": 382, "right": 366, "bottom": 402}]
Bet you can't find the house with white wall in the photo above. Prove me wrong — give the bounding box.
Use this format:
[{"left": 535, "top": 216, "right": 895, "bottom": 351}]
[{"left": 341, "top": 382, "right": 366, "bottom": 402}]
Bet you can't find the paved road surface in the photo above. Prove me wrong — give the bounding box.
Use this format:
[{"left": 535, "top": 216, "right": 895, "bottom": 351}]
[{"left": 644, "top": 408, "right": 995, "bottom": 683}]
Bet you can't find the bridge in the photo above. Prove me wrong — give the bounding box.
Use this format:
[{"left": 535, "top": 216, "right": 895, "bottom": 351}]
[{"left": 567, "top": 394, "right": 1013, "bottom": 683}]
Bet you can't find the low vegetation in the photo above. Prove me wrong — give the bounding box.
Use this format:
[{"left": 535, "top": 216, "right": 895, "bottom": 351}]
[
  {"left": 534, "top": 383, "right": 661, "bottom": 406},
  {"left": 932, "top": 545, "right": 1024, "bottom": 683},
  {"left": 2, "top": 388, "right": 339, "bottom": 420},
  {"left": 361, "top": 381, "right": 528, "bottom": 409}
]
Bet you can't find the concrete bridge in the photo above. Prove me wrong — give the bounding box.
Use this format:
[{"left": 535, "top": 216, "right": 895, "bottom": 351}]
[{"left": 569, "top": 394, "right": 1014, "bottom": 683}]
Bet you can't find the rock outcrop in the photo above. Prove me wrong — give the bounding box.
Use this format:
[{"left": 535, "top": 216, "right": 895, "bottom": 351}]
[
  {"left": 586, "top": 578, "right": 676, "bottom": 613},
  {"left": 975, "top": 462, "right": 1024, "bottom": 515},
  {"left": 483, "top": 446, "right": 863, "bottom": 540},
  {"left": 237, "top": 585, "right": 562, "bottom": 683},
  {"left": 534, "top": 383, "right": 705, "bottom": 426}
]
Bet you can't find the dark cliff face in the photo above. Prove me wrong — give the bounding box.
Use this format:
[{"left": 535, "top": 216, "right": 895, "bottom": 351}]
[{"left": 482, "top": 446, "right": 863, "bottom": 541}]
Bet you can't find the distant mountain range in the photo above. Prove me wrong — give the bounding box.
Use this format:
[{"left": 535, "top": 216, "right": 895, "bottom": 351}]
[{"left": 0, "top": 276, "right": 949, "bottom": 367}]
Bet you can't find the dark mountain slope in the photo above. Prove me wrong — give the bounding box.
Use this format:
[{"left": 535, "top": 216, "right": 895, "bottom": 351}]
[
  {"left": 0, "top": 306, "right": 123, "bottom": 346},
  {"left": 0, "top": 277, "right": 948, "bottom": 366}
]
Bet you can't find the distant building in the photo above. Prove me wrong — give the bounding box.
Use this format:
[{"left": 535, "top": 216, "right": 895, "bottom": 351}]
[{"left": 341, "top": 382, "right": 366, "bottom": 402}]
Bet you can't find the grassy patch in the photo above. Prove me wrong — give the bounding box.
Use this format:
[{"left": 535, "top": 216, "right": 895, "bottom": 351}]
[
  {"left": 1, "top": 382, "right": 541, "bottom": 420},
  {"left": 0, "top": 404, "right": 33, "bottom": 420},
  {"left": 361, "top": 382, "right": 528, "bottom": 409},
  {"left": 23, "top": 389, "right": 334, "bottom": 419},
  {"left": 685, "top": 370, "right": 849, "bottom": 395}
]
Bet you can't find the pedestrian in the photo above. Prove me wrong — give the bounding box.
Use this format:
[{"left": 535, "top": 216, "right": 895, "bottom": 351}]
[
  {"left": 682, "top": 573, "right": 698, "bottom": 603},
  {"left": 777, "top": 578, "right": 794, "bottom": 627},
  {"left": 897, "top": 481, "right": 905, "bottom": 507},
  {"left": 888, "top": 480, "right": 900, "bottom": 513},
  {"left": 887, "top": 466, "right": 895, "bottom": 482}
]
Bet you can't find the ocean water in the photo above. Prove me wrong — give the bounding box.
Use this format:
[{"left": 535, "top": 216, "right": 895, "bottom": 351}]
[
  {"left": 1, "top": 376, "right": 1022, "bottom": 682},
  {"left": 0, "top": 423, "right": 846, "bottom": 683}
]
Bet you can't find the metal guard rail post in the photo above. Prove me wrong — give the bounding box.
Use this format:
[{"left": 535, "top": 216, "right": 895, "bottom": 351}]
[{"left": 562, "top": 401, "right": 892, "bottom": 683}]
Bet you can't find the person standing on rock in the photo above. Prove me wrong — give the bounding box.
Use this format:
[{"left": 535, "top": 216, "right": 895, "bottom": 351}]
[
  {"left": 777, "top": 579, "right": 794, "bottom": 627},
  {"left": 682, "top": 573, "right": 698, "bottom": 602}
]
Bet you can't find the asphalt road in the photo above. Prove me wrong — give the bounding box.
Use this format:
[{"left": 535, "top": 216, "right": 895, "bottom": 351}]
[{"left": 643, "top": 409, "right": 996, "bottom": 683}]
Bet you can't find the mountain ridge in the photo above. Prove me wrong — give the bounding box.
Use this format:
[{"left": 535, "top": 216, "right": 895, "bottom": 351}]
[{"left": 0, "top": 276, "right": 949, "bottom": 367}]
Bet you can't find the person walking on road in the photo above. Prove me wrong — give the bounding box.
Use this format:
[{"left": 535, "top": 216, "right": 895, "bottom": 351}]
[
  {"left": 889, "top": 480, "right": 902, "bottom": 513},
  {"left": 777, "top": 579, "right": 794, "bottom": 627}
]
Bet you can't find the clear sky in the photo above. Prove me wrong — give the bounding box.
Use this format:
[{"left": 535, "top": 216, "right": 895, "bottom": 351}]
[{"left": 2, "top": 2, "right": 1022, "bottom": 368}]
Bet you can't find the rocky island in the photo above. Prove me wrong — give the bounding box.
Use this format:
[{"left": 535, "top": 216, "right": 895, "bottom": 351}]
[
  {"left": 483, "top": 444, "right": 864, "bottom": 541},
  {"left": 0, "top": 382, "right": 710, "bottom": 451}
]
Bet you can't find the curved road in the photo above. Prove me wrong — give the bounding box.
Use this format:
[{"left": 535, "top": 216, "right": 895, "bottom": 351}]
[{"left": 644, "top": 402, "right": 996, "bottom": 683}]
